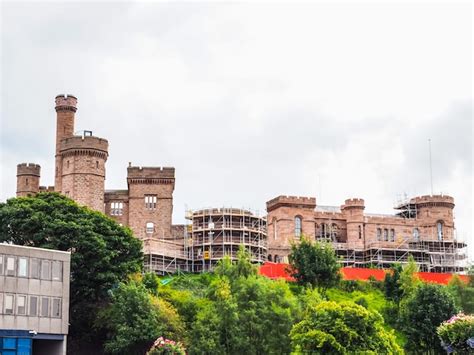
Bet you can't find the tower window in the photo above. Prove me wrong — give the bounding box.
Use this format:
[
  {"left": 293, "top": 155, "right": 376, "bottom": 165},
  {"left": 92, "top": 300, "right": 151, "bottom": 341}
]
[
  {"left": 383, "top": 229, "right": 388, "bottom": 241},
  {"left": 26, "top": 178, "right": 29, "bottom": 185},
  {"left": 295, "top": 216, "right": 302, "bottom": 237},
  {"left": 437, "top": 221, "right": 444, "bottom": 241},
  {"left": 146, "top": 222, "right": 154, "bottom": 234},
  {"left": 145, "top": 195, "right": 157, "bottom": 210},
  {"left": 272, "top": 217, "right": 277, "bottom": 240},
  {"left": 413, "top": 228, "right": 420, "bottom": 242},
  {"left": 390, "top": 229, "right": 395, "bottom": 242},
  {"left": 358, "top": 225, "right": 362, "bottom": 239},
  {"left": 377, "top": 228, "right": 382, "bottom": 241},
  {"left": 67, "top": 160, "right": 70, "bottom": 169},
  {"left": 111, "top": 202, "right": 123, "bottom": 216},
  {"left": 96, "top": 161, "right": 99, "bottom": 169}
]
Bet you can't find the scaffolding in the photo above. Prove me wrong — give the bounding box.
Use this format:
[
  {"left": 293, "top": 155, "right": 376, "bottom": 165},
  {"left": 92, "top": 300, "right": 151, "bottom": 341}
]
[{"left": 185, "top": 207, "right": 267, "bottom": 273}]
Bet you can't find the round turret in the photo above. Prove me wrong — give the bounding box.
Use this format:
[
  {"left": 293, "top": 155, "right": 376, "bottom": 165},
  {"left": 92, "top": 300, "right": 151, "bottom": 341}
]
[
  {"left": 59, "top": 135, "right": 109, "bottom": 212},
  {"left": 16, "top": 163, "right": 41, "bottom": 197}
]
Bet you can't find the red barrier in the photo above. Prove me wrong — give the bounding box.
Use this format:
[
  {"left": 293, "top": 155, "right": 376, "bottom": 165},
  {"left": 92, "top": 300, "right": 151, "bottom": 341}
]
[{"left": 259, "top": 262, "right": 469, "bottom": 285}]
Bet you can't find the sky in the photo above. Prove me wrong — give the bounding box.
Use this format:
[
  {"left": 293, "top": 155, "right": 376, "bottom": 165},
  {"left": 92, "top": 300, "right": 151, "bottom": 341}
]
[{"left": 1, "top": 1, "right": 472, "bottom": 259}]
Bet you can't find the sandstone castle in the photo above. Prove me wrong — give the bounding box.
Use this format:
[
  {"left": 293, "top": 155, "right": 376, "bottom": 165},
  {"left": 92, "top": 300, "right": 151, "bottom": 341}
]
[{"left": 16, "top": 95, "right": 467, "bottom": 273}]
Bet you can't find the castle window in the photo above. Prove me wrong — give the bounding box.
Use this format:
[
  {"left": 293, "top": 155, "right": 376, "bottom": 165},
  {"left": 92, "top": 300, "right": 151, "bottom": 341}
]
[
  {"left": 437, "top": 221, "right": 443, "bottom": 241},
  {"left": 111, "top": 202, "right": 123, "bottom": 216},
  {"left": 96, "top": 161, "right": 99, "bottom": 169},
  {"left": 383, "top": 229, "right": 388, "bottom": 241},
  {"left": 413, "top": 228, "right": 420, "bottom": 241},
  {"left": 26, "top": 178, "right": 29, "bottom": 185},
  {"left": 146, "top": 222, "right": 154, "bottom": 234},
  {"left": 145, "top": 195, "right": 157, "bottom": 210},
  {"left": 67, "top": 160, "right": 70, "bottom": 169},
  {"left": 295, "top": 216, "right": 302, "bottom": 237},
  {"left": 377, "top": 228, "right": 382, "bottom": 241},
  {"left": 390, "top": 229, "right": 395, "bottom": 242},
  {"left": 358, "top": 225, "right": 362, "bottom": 239}
]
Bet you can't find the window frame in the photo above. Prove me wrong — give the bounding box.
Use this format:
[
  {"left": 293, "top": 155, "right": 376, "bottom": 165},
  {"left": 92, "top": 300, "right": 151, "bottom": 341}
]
[
  {"left": 41, "top": 260, "right": 51, "bottom": 280},
  {"left": 52, "top": 261, "right": 62, "bottom": 281},
  {"left": 29, "top": 295, "right": 38, "bottom": 316},
  {"left": 145, "top": 195, "right": 157, "bottom": 210},
  {"left": 18, "top": 257, "right": 28, "bottom": 278},
  {"left": 6, "top": 256, "right": 16, "bottom": 276},
  {"left": 16, "top": 294, "right": 27, "bottom": 315},
  {"left": 146, "top": 222, "right": 155, "bottom": 234},
  {"left": 40, "top": 297, "right": 49, "bottom": 317},
  {"left": 4, "top": 294, "right": 14, "bottom": 315},
  {"left": 30, "top": 258, "right": 40, "bottom": 279},
  {"left": 294, "top": 216, "right": 302, "bottom": 238},
  {"left": 51, "top": 298, "right": 61, "bottom": 318}
]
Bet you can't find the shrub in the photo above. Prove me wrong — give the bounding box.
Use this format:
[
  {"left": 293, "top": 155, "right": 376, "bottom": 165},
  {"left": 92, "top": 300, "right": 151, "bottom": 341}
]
[{"left": 437, "top": 313, "right": 474, "bottom": 354}]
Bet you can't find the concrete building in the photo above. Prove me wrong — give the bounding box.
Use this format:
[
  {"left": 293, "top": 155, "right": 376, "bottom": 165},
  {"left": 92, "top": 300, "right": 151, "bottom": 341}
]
[
  {"left": 266, "top": 195, "right": 467, "bottom": 272},
  {"left": 0, "top": 243, "right": 71, "bottom": 355}
]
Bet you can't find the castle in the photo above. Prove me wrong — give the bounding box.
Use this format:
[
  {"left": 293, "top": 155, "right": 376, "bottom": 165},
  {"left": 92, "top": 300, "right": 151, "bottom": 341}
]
[{"left": 16, "top": 95, "right": 467, "bottom": 273}]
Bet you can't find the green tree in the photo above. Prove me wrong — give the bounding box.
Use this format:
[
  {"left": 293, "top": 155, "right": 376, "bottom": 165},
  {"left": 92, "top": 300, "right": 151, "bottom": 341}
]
[
  {"left": 398, "top": 255, "right": 421, "bottom": 298},
  {"left": 384, "top": 263, "right": 404, "bottom": 303},
  {"left": 290, "top": 301, "right": 402, "bottom": 354},
  {"left": 447, "top": 275, "right": 474, "bottom": 314},
  {"left": 400, "top": 283, "right": 459, "bottom": 353},
  {"left": 288, "top": 237, "right": 341, "bottom": 293},
  {"left": 0, "top": 193, "right": 143, "bottom": 348}
]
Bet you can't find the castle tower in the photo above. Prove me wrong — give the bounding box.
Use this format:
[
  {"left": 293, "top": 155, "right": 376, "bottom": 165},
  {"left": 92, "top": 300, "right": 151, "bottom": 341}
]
[
  {"left": 341, "top": 198, "right": 365, "bottom": 249},
  {"left": 16, "top": 163, "right": 41, "bottom": 197},
  {"left": 412, "top": 195, "right": 455, "bottom": 241},
  {"left": 54, "top": 94, "right": 77, "bottom": 192},
  {"left": 266, "top": 196, "right": 317, "bottom": 262},
  {"left": 59, "top": 135, "right": 108, "bottom": 212},
  {"left": 127, "top": 166, "right": 175, "bottom": 241}
]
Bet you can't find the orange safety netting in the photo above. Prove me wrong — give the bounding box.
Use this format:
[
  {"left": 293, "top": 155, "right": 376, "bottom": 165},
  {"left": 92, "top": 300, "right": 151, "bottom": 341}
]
[{"left": 258, "top": 262, "right": 469, "bottom": 285}]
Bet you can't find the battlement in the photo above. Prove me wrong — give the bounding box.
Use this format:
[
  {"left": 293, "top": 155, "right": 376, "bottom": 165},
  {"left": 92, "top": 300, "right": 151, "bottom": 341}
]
[
  {"left": 39, "top": 186, "right": 55, "bottom": 192},
  {"left": 127, "top": 166, "right": 175, "bottom": 179},
  {"left": 266, "top": 195, "right": 316, "bottom": 212},
  {"left": 60, "top": 135, "right": 109, "bottom": 158},
  {"left": 342, "top": 198, "right": 365, "bottom": 209},
  {"left": 55, "top": 94, "right": 77, "bottom": 112},
  {"left": 410, "top": 195, "right": 454, "bottom": 207},
  {"left": 17, "top": 163, "right": 41, "bottom": 176}
]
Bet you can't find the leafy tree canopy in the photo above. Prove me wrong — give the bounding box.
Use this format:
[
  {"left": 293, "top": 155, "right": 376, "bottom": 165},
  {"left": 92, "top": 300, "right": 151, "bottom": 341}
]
[
  {"left": 0, "top": 193, "right": 143, "bottom": 345},
  {"left": 290, "top": 301, "right": 402, "bottom": 354},
  {"left": 288, "top": 237, "right": 341, "bottom": 293}
]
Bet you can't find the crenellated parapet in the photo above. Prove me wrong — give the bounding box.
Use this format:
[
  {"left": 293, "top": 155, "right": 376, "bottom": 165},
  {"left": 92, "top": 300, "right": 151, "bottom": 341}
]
[
  {"left": 266, "top": 195, "right": 316, "bottom": 212},
  {"left": 59, "top": 136, "right": 109, "bottom": 159},
  {"left": 341, "top": 198, "right": 365, "bottom": 210},
  {"left": 411, "top": 195, "right": 455, "bottom": 209},
  {"left": 55, "top": 94, "right": 77, "bottom": 112},
  {"left": 127, "top": 166, "right": 175, "bottom": 185},
  {"left": 17, "top": 163, "right": 41, "bottom": 177}
]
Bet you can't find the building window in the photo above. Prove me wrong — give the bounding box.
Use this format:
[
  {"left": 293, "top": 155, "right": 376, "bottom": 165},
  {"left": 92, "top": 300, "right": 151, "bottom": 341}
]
[
  {"left": 390, "top": 229, "right": 395, "bottom": 242},
  {"left": 437, "top": 221, "right": 444, "bottom": 241},
  {"left": 4, "top": 294, "right": 14, "bottom": 314},
  {"left": 30, "top": 258, "right": 40, "bottom": 279},
  {"left": 17, "top": 295, "right": 26, "bottom": 315},
  {"left": 295, "top": 216, "right": 302, "bottom": 237},
  {"left": 52, "top": 298, "right": 61, "bottom": 318},
  {"left": 18, "top": 257, "right": 28, "bottom": 277},
  {"left": 41, "top": 297, "right": 49, "bottom": 317},
  {"left": 111, "top": 202, "right": 123, "bottom": 216},
  {"left": 145, "top": 195, "right": 157, "bottom": 210},
  {"left": 6, "top": 256, "right": 15, "bottom": 276},
  {"left": 358, "top": 225, "right": 362, "bottom": 239},
  {"left": 29, "top": 296, "right": 38, "bottom": 316},
  {"left": 0, "top": 255, "right": 3, "bottom": 275},
  {"left": 146, "top": 222, "right": 154, "bottom": 234},
  {"left": 383, "top": 229, "right": 388, "bottom": 242},
  {"left": 413, "top": 228, "right": 420, "bottom": 242},
  {"left": 52, "top": 261, "right": 62, "bottom": 281},
  {"left": 26, "top": 178, "right": 29, "bottom": 185},
  {"left": 67, "top": 160, "right": 70, "bottom": 169},
  {"left": 41, "top": 260, "right": 51, "bottom": 280},
  {"left": 96, "top": 161, "right": 99, "bottom": 169},
  {"left": 377, "top": 228, "right": 382, "bottom": 241}
]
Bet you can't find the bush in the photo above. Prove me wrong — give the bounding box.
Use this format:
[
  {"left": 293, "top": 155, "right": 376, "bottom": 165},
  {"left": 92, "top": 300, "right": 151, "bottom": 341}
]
[
  {"left": 437, "top": 313, "right": 474, "bottom": 354},
  {"left": 355, "top": 296, "right": 369, "bottom": 309}
]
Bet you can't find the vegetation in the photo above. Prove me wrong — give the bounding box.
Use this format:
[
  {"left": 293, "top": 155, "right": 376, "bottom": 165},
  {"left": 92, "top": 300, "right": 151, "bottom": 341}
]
[
  {"left": 288, "top": 237, "right": 340, "bottom": 293},
  {"left": 2, "top": 196, "right": 471, "bottom": 353},
  {"left": 0, "top": 193, "right": 143, "bottom": 350}
]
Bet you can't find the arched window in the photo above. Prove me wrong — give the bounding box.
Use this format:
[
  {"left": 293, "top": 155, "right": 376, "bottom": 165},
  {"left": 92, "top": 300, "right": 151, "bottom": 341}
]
[
  {"left": 268, "top": 254, "right": 273, "bottom": 262},
  {"left": 413, "top": 228, "right": 420, "bottom": 242},
  {"left": 295, "top": 216, "right": 302, "bottom": 237},
  {"left": 146, "top": 222, "right": 154, "bottom": 234},
  {"left": 331, "top": 224, "right": 338, "bottom": 239},
  {"left": 437, "top": 221, "right": 443, "bottom": 241},
  {"left": 377, "top": 228, "right": 382, "bottom": 241}
]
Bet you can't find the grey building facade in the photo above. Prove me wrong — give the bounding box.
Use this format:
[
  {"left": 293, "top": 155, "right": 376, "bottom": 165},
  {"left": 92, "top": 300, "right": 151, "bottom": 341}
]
[{"left": 0, "top": 243, "right": 70, "bottom": 355}]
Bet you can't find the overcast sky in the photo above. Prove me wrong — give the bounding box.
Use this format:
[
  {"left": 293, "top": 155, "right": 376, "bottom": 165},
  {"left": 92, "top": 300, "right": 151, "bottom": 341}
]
[{"left": 1, "top": 2, "right": 472, "bottom": 259}]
